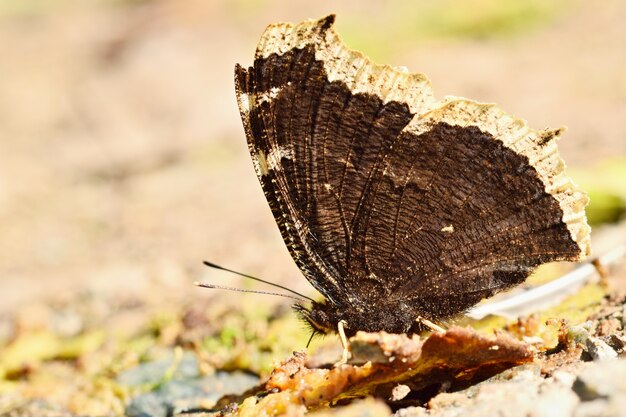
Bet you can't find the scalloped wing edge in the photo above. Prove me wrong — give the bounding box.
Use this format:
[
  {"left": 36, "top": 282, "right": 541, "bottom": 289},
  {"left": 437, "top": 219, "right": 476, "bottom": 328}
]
[{"left": 250, "top": 14, "right": 591, "bottom": 259}]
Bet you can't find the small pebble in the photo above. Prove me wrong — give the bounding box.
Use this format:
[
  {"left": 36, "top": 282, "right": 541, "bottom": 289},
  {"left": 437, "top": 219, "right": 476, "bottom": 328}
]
[
  {"left": 394, "top": 406, "right": 429, "bottom": 417},
  {"left": 596, "top": 318, "right": 621, "bottom": 337},
  {"left": 390, "top": 384, "right": 411, "bottom": 401},
  {"left": 606, "top": 334, "right": 626, "bottom": 353},
  {"left": 585, "top": 337, "right": 618, "bottom": 361},
  {"left": 573, "top": 359, "right": 626, "bottom": 401},
  {"left": 552, "top": 371, "right": 576, "bottom": 387}
]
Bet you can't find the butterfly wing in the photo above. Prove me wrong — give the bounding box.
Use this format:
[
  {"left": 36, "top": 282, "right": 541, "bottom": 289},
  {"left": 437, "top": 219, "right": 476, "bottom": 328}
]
[
  {"left": 234, "top": 15, "right": 590, "bottom": 320},
  {"left": 362, "top": 101, "right": 590, "bottom": 319}
]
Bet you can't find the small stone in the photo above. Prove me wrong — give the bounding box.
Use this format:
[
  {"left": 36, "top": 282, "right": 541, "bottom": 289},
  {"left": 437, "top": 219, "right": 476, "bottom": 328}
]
[
  {"left": 573, "top": 399, "right": 610, "bottom": 417},
  {"left": 573, "top": 359, "right": 626, "bottom": 401},
  {"left": 605, "top": 334, "right": 626, "bottom": 353},
  {"left": 552, "top": 371, "right": 576, "bottom": 387},
  {"left": 585, "top": 337, "right": 618, "bottom": 361},
  {"left": 596, "top": 318, "right": 621, "bottom": 337},
  {"left": 126, "top": 372, "right": 259, "bottom": 417},
  {"left": 522, "top": 335, "right": 544, "bottom": 345},
  {"left": 121, "top": 352, "right": 258, "bottom": 417},
  {"left": 574, "top": 396, "right": 626, "bottom": 417},
  {"left": 390, "top": 384, "right": 411, "bottom": 401},
  {"left": 428, "top": 392, "right": 471, "bottom": 409},
  {"left": 126, "top": 393, "right": 167, "bottom": 417},
  {"left": 431, "top": 372, "right": 575, "bottom": 417},
  {"left": 532, "top": 384, "right": 579, "bottom": 417},
  {"left": 394, "top": 406, "right": 429, "bottom": 417},
  {"left": 117, "top": 351, "right": 200, "bottom": 386}
]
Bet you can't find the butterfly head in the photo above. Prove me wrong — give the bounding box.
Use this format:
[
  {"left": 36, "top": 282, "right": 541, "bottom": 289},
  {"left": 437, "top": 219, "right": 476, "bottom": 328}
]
[{"left": 293, "top": 301, "right": 339, "bottom": 336}]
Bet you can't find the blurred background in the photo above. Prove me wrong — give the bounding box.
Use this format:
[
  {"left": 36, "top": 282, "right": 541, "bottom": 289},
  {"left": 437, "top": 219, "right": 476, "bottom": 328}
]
[
  {"left": 1, "top": 1, "right": 626, "bottom": 413},
  {"left": 1, "top": 0, "right": 625, "bottom": 314}
]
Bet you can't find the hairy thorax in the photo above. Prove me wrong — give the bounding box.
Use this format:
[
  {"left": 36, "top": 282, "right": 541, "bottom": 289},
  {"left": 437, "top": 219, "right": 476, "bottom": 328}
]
[{"left": 294, "top": 300, "right": 421, "bottom": 337}]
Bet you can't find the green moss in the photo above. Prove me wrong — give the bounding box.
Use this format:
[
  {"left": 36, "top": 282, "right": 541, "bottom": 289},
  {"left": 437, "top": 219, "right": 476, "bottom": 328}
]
[
  {"left": 340, "top": 0, "right": 576, "bottom": 62},
  {"left": 569, "top": 158, "right": 626, "bottom": 226},
  {"left": 0, "top": 331, "right": 61, "bottom": 379},
  {"left": 56, "top": 330, "right": 106, "bottom": 360},
  {"left": 418, "top": 0, "right": 568, "bottom": 39}
]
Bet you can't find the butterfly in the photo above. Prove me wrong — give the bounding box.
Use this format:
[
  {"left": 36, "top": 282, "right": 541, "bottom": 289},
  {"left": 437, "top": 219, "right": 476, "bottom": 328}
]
[{"left": 233, "top": 15, "right": 590, "bottom": 339}]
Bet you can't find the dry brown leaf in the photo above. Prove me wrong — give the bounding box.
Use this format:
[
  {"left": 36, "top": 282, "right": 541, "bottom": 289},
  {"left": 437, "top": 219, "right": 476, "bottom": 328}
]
[{"left": 220, "top": 326, "right": 533, "bottom": 416}]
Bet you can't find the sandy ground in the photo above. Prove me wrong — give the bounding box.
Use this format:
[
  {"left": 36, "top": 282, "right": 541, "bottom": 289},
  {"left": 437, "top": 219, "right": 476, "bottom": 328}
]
[{"left": 0, "top": 0, "right": 625, "bottom": 314}]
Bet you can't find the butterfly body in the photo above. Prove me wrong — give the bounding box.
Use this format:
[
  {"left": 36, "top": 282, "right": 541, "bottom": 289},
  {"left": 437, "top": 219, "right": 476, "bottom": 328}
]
[
  {"left": 296, "top": 299, "right": 440, "bottom": 336},
  {"left": 234, "top": 15, "right": 590, "bottom": 336}
]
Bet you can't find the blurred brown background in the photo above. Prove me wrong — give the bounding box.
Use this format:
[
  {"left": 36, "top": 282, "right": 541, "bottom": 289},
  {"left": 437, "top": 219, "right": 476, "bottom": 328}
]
[{"left": 1, "top": 0, "right": 625, "bottom": 314}]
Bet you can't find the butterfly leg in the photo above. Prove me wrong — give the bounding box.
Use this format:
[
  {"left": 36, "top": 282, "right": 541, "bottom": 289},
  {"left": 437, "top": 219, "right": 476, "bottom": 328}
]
[
  {"left": 335, "top": 320, "right": 350, "bottom": 366},
  {"left": 416, "top": 316, "right": 446, "bottom": 333}
]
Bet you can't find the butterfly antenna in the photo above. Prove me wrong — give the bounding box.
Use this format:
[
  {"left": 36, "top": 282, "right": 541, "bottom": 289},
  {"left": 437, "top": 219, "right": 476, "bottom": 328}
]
[
  {"left": 202, "top": 261, "right": 314, "bottom": 302},
  {"left": 194, "top": 282, "right": 307, "bottom": 302},
  {"left": 306, "top": 331, "right": 316, "bottom": 348}
]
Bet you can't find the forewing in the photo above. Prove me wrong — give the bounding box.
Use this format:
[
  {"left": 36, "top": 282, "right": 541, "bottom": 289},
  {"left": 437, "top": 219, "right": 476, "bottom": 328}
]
[{"left": 234, "top": 15, "right": 434, "bottom": 303}]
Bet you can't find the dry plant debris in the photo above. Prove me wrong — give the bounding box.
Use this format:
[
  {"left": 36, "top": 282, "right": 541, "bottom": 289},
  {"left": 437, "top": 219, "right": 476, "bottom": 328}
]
[{"left": 217, "top": 327, "right": 534, "bottom": 416}]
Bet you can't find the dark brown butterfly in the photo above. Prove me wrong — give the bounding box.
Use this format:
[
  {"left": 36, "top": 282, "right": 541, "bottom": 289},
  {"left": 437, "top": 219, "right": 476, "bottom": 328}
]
[{"left": 233, "top": 15, "right": 590, "bottom": 338}]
